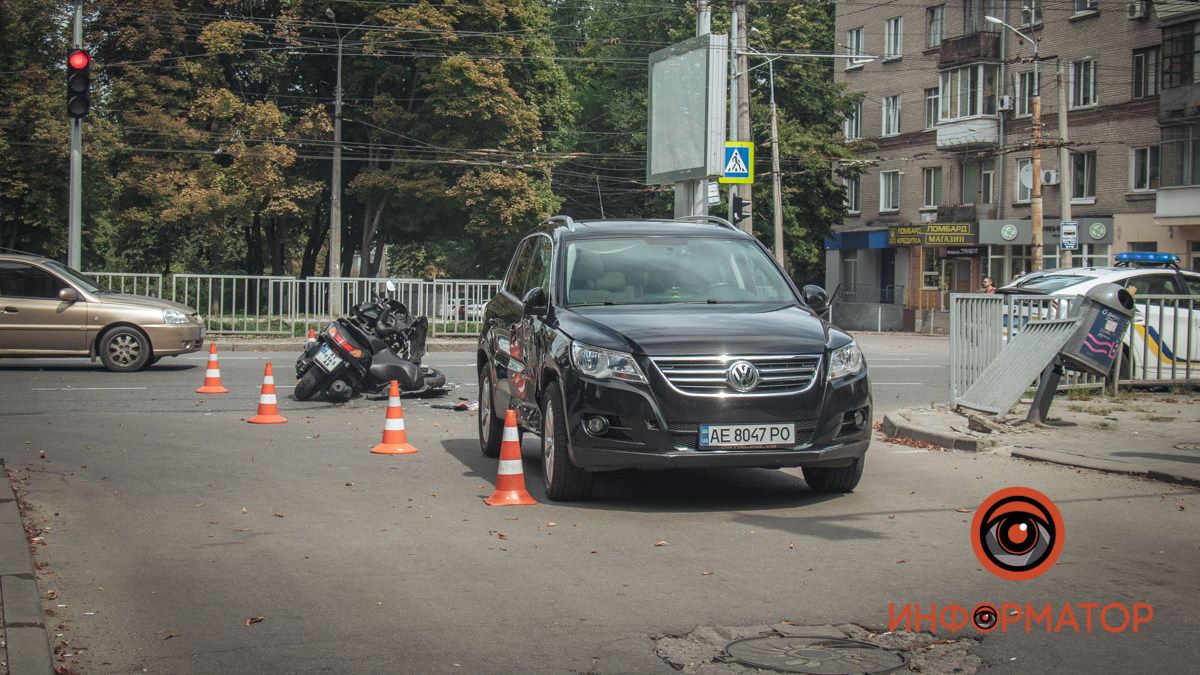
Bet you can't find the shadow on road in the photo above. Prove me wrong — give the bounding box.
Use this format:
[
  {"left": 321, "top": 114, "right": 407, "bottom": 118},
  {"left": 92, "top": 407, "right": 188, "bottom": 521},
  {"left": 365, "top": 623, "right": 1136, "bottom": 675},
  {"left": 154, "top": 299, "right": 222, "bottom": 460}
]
[
  {"left": 440, "top": 437, "right": 842, "bottom": 514},
  {"left": 1111, "top": 451, "right": 1200, "bottom": 465}
]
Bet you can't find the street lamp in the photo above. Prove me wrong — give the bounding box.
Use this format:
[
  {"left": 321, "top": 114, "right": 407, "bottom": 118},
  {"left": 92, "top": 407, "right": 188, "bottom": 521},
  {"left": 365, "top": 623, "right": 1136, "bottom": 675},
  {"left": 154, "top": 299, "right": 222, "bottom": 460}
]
[
  {"left": 326, "top": 8, "right": 369, "bottom": 310},
  {"left": 986, "top": 15, "right": 1045, "bottom": 272},
  {"left": 745, "top": 31, "right": 785, "bottom": 266}
]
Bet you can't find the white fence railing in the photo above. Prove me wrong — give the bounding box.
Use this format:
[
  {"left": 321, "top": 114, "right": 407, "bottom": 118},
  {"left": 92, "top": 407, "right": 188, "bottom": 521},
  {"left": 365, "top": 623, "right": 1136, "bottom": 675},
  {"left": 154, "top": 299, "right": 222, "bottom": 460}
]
[
  {"left": 85, "top": 272, "right": 500, "bottom": 337},
  {"left": 951, "top": 292, "right": 1200, "bottom": 405}
]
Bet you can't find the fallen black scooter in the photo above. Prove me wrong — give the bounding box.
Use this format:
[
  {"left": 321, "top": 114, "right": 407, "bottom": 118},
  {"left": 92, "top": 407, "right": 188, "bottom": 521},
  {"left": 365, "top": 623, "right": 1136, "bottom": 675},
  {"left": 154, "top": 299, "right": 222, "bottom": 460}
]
[{"left": 294, "top": 281, "right": 447, "bottom": 402}]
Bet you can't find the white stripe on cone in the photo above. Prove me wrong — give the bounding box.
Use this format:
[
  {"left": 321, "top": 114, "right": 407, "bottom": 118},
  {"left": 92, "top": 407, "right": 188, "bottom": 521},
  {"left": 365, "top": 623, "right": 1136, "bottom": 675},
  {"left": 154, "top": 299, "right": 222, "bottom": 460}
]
[
  {"left": 206, "top": 369, "right": 220, "bottom": 378},
  {"left": 384, "top": 418, "right": 406, "bottom": 431},
  {"left": 389, "top": 396, "right": 400, "bottom": 406},
  {"left": 210, "top": 354, "right": 219, "bottom": 362},
  {"left": 502, "top": 426, "right": 519, "bottom": 442},
  {"left": 260, "top": 394, "right": 277, "bottom": 405},
  {"left": 264, "top": 376, "right": 274, "bottom": 385},
  {"left": 498, "top": 459, "right": 524, "bottom": 475}
]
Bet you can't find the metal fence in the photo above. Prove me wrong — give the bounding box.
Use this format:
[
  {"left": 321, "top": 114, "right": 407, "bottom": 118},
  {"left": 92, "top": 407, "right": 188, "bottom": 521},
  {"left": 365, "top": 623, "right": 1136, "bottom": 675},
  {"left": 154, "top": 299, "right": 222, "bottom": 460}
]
[
  {"left": 837, "top": 284, "right": 906, "bottom": 305},
  {"left": 950, "top": 292, "right": 1200, "bottom": 405},
  {"left": 85, "top": 271, "right": 499, "bottom": 338}
]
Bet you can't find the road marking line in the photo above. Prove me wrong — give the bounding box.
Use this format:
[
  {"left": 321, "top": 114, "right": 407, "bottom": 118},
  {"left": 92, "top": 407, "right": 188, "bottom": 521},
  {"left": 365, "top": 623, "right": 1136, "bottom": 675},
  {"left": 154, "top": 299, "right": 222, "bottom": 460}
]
[
  {"left": 870, "top": 365, "right": 946, "bottom": 368},
  {"left": 874, "top": 382, "right": 924, "bottom": 385},
  {"left": 30, "top": 386, "right": 148, "bottom": 391}
]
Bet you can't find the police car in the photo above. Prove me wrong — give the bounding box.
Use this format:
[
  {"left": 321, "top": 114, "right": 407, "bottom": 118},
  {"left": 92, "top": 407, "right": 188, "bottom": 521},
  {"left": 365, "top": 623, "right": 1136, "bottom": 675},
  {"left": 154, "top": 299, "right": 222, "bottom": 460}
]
[{"left": 1000, "top": 252, "right": 1200, "bottom": 380}]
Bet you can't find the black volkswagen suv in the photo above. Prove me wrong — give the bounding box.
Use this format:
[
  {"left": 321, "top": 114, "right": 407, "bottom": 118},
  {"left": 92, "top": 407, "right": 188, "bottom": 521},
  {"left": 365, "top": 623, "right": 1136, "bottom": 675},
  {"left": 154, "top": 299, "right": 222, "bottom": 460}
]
[{"left": 477, "top": 216, "right": 871, "bottom": 500}]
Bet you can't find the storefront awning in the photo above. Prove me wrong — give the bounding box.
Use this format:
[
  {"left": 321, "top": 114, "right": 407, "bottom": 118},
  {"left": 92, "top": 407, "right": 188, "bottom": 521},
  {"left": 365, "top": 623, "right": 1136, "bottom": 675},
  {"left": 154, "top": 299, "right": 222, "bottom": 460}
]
[{"left": 825, "top": 229, "right": 891, "bottom": 250}]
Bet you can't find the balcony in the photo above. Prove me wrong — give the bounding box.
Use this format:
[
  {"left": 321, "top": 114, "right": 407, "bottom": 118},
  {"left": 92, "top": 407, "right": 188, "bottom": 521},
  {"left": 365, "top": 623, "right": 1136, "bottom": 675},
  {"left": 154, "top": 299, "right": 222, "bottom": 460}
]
[
  {"left": 1160, "top": 83, "right": 1200, "bottom": 122},
  {"left": 936, "top": 116, "right": 999, "bottom": 150},
  {"left": 1156, "top": 186, "right": 1200, "bottom": 220},
  {"left": 938, "top": 32, "right": 1001, "bottom": 68}
]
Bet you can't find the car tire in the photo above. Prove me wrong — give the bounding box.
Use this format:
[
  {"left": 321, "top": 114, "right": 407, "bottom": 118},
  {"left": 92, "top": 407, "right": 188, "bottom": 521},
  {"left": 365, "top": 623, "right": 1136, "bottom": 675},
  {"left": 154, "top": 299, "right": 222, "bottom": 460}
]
[
  {"left": 802, "top": 458, "right": 864, "bottom": 493},
  {"left": 478, "top": 366, "right": 504, "bottom": 458},
  {"left": 542, "top": 382, "right": 593, "bottom": 501},
  {"left": 294, "top": 369, "right": 324, "bottom": 401},
  {"left": 98, "top": 326, "right": 151, "bottom": 372}
]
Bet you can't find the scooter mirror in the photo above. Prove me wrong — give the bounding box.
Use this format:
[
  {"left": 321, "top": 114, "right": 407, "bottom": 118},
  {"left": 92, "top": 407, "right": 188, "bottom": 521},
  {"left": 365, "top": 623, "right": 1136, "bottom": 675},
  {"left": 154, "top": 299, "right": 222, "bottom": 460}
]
[{"left": 385, "top": 279, "right": 397, "bottom": 293}]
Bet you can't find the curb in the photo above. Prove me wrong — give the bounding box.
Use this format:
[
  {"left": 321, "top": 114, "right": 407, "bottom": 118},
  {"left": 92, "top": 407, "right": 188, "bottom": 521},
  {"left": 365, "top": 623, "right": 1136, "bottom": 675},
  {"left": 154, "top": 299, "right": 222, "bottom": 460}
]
[
  {"left": 211, "top": 338, "right": 476, "bottom": 353},
  {"left": 880, "top": 413, "right": 995, "bottom": 452},
  {"left": 0, "top": 459, "right": 55, "bottom": 675},
  {"left": 1010, "top": 448, "right": 1200, "bottom": 487}
]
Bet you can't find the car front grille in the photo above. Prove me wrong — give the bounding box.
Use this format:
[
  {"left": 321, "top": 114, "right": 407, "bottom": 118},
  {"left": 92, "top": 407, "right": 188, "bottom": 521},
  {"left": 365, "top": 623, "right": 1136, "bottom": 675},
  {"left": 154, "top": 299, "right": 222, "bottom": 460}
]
[
  {"left": 667, "top": 420, "right": 820, "bottom": 450},
  {"left": 649, "top": 354, "right": 822, "bottom": 397}
]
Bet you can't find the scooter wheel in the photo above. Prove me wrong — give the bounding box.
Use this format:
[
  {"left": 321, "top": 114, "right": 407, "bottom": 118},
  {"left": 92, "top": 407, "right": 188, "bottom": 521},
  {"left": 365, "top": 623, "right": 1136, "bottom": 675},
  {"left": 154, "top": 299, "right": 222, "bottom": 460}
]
[{"left": 294, "top": 369, "right": 324, "bottom": 401}]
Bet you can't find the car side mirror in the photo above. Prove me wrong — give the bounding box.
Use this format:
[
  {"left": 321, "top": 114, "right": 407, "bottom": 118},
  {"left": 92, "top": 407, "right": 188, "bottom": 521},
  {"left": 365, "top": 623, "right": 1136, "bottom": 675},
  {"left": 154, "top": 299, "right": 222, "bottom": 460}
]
[
  {"left": 58, "top": 287, "right": 79, "bottom": 303},
  {"left": 802, "top": 284, "right": 829, "bottom": 315},
  {"left": 522, "top": 287, "right": 548, "bottom": 317}
]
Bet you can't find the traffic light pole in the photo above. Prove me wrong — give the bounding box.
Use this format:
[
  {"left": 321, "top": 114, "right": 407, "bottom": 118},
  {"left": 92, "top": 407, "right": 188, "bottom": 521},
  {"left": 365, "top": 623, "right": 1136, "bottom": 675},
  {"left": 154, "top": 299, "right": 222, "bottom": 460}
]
[{"left": 68, "top": 0, "right": 83, "bottom": 269}]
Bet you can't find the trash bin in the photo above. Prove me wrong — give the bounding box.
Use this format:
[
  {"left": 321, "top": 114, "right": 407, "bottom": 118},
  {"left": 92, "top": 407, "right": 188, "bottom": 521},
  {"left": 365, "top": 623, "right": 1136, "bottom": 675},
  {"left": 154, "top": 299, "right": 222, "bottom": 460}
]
[{"left": 1059, "top": 283, "right": 1135, "bottom": 377}]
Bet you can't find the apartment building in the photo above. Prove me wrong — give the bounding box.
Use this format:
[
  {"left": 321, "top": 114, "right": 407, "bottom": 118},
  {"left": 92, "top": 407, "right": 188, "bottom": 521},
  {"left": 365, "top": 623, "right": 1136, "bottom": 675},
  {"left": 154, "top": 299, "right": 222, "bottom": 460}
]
[
  {"left": 828, "top": 0, "right": 1193, "bottom": 314},
  {"left": 1157, "top": 0, "right": 1200, "bottom": 271}
]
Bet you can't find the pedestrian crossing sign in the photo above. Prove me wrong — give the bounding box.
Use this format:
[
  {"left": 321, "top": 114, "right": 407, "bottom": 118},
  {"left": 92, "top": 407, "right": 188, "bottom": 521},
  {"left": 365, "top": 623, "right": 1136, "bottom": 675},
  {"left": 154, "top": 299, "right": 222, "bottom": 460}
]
[{"left": 719, "top": 142, "right": 754, "bottom": 184}]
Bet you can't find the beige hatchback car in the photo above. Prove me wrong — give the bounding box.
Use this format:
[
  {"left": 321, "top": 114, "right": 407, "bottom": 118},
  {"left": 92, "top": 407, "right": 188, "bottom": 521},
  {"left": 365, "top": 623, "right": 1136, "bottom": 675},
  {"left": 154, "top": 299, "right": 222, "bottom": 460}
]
[{"left": 0, "top": 253, "right": 204, "bottom": 371}]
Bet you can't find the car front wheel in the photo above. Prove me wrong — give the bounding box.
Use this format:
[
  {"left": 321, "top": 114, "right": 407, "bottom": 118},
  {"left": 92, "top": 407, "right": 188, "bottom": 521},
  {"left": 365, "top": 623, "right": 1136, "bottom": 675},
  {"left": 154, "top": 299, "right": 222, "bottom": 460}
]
[
  {"left": 478, "top": 366, "right": 504, "bottom": 458},
  {"left": 802, "top": 458, "right": 864, "bottom": 493},
  {"left": 542, "top": 382, "right": 593, "bottom": 501},
  {"left": 99, "top": 326, "right": 151, "bottom": 372}
]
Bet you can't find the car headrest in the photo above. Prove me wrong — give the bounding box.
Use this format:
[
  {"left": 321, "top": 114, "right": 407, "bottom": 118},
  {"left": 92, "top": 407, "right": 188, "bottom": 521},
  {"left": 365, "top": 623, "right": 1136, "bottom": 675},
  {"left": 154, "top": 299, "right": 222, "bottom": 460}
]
[{"left": 597, "top": 271, "right": 625, "bottom": 294}]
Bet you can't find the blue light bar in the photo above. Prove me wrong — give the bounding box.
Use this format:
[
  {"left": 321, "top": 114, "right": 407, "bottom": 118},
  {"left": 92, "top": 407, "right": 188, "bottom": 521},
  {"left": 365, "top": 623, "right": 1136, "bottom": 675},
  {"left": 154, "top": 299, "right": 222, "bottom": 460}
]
[{"left": 1115, "top": 251, "right": 1180, "bottom": 264}]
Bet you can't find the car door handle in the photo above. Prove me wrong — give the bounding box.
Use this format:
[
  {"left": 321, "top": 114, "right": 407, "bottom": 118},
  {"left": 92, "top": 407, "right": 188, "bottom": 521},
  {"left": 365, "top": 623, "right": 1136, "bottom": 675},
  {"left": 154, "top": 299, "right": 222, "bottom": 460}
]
[{"left": 2, "top": 307, "right": 18, "bottom": 314}]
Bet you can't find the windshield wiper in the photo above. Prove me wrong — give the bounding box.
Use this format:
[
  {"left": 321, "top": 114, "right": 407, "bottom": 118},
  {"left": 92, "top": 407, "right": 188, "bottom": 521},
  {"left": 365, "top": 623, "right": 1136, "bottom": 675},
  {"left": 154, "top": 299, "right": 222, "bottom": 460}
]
[{"left": 570, "top": 301, "right": 617, "bottom": 307}]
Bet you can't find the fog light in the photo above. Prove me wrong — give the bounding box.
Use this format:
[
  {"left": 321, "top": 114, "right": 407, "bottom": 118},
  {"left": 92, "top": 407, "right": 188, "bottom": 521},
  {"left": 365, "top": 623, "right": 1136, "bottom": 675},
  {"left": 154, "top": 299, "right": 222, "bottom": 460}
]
[
  {"left": 584, "top": 415, "right": 609, "bottom": 435},
  {"left": 853, "top": 409, "right": 867, "bottom": 430}
]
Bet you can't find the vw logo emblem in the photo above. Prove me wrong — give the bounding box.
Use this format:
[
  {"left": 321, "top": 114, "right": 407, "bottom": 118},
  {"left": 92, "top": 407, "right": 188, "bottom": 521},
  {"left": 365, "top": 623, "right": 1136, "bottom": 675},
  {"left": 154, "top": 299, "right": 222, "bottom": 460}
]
[{"left": 726, "top": 360, "right": 760, "bottom": 393}]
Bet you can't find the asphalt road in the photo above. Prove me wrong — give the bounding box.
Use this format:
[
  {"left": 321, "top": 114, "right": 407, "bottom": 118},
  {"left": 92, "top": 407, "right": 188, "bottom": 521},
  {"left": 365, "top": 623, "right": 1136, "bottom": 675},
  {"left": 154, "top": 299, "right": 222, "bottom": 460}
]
[{"left": 1, "top": 335, "right": 1197, "bottom": 673}]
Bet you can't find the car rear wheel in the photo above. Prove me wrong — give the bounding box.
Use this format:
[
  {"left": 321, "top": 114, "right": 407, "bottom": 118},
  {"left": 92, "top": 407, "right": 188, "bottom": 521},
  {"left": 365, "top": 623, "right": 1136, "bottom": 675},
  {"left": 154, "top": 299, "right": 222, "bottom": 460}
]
[
  {"left": 802, "top": 458, "right": 864, "bottom": 493},
  {"left": 98, "top": 326, "right": 151, "bottom": 372},
  {"left": 478, "top": 366, "right": 503, "bottom": 458},
  {"left": 542, "top": 382, "right": 593, "bottom": 501}
]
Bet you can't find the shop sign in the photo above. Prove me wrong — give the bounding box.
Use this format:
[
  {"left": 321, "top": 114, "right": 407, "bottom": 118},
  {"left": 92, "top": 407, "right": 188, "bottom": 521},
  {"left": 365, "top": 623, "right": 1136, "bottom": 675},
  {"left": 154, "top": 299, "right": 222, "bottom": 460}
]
[{"left": 887, "top": 222, "right": 978, "bottom": 247}]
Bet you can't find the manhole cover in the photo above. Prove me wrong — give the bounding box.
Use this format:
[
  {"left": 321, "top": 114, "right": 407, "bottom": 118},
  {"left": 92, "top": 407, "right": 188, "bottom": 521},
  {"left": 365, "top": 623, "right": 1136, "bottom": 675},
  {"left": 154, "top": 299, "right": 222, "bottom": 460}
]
[
  {"left": 1174, "top": 443, "right": 1200, "bottom": 452},
  {"left": 722, "top": 635, "right": 908, "bottom": 674}
]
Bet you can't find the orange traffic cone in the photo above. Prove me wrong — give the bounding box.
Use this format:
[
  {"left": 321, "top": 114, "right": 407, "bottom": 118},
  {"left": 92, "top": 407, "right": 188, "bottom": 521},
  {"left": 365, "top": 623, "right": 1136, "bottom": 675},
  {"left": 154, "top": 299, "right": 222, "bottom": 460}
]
[
  {"left": 371, "top": 380, "right": 418, "bottom": 455},
  {"left": 195, "top": 343, "right": 229, "bottom": 394},
  {"left": 247, "top": 362, "right": 286, "bottom": 424},
  {"left": 484, "top": 410, "right": 537, "bottom": 506},
  {"left": 307, "top": 327, "right": 316, "bottom": 345}
]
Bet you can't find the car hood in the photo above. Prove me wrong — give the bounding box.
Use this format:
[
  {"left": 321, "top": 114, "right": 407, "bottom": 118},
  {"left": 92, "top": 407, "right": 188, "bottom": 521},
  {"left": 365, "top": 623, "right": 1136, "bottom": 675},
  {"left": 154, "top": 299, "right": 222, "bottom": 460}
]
[
  {"left": 555, "top": 303, "right": 831, "bottom": 355},
  {"left": 95, "top": 293, "right": 197, "bottom": 314}
]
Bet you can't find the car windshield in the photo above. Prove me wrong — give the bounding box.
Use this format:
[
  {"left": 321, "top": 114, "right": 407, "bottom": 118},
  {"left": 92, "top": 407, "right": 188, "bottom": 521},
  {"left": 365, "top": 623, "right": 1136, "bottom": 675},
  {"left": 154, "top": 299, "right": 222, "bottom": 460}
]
[
  {"left": 1009, "top": 274, "right": 1094, "bottom": 294},
  {"left": 44, "top": 260, "right": 105, "bottom": 293},
  {"left": 564, "top": 236, "right": 797, "bottom": 306}
]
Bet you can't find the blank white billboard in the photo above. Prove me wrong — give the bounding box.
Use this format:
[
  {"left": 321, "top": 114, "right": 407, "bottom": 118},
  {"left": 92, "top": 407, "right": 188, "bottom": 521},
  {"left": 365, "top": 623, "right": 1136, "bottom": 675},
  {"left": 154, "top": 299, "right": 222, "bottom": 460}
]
[{"left": 646, "top": 33, "right": 728, "bottom": 185}]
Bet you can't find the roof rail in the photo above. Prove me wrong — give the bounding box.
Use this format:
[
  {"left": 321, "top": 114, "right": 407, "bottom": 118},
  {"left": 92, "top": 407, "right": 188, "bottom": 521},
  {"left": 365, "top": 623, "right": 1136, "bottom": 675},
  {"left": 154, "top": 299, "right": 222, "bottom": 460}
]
[
  {"left": 674, "top": 215, "right": 738, "bottom": 232},
  {"left": 0, "top": 246, "right": 39, "bottom": 256},
  {"left": 543, "top": 215, "right": 576, "bottom": 232}
]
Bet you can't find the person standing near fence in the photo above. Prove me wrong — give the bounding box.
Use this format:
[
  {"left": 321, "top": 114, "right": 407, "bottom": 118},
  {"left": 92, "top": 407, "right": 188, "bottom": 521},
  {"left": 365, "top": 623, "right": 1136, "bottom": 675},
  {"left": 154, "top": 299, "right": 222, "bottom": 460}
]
[{"left": 981, "top": 277, "right": 995, "bottom": 294}]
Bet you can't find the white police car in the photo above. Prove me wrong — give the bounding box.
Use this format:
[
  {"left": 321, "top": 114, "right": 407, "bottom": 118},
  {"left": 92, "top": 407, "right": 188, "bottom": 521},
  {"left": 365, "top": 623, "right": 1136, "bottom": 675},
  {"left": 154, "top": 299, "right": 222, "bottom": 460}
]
[{"left": 1000, "top": 252, "right": 1200, "bottom": 380}]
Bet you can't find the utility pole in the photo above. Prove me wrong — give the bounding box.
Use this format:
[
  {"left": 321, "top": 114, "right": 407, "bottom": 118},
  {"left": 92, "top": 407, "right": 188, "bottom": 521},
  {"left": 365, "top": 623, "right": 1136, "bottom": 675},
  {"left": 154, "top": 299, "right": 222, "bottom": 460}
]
[
  {"left": 1057, "top": 59, "right": 1073, "bottom": 269},
  {"left": 727, "top": 4, "right": 738, "bottom": 226},
  {"left": 768, "top": 61, "right": 783, "bottom": 266},
  {"left": 734, "top": 0, "right": 752, "bottom": 233},
  {"left": 674, "top": 1, "right": 710, "bottom": 219},
  {"left": 68, "top": 0, "right": 84, "bottom": 269}
]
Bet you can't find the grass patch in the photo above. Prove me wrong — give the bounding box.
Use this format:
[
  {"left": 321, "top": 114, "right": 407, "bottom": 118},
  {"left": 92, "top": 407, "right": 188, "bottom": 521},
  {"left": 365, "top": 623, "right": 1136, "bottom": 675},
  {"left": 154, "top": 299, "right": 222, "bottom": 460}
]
[
  {"left": 1144, "top": 415, "right": 1174, "bottom": 423},
  {"left": 1065, "top": 388, "right": 1094, "bottom": 401},
  {"left": 1097, "top": 420, "right": 1116, "bottom": 430}
]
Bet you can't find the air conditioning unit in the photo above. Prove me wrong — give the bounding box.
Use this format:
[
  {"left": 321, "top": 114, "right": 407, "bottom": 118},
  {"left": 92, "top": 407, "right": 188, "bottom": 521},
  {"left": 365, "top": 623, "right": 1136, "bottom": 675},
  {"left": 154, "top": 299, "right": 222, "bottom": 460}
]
[
  {"left": 997, "top": 95, "right": 1013, "bottom": 112},
  {"left": 921, "top": 211, "right": 938, "bottom": 223},
  {"left": 1042, "top": 169, "right": 1060, "bottom": 186},
  {"left": 1127, "top": 1, "right": 1147, "bottom": 19}
]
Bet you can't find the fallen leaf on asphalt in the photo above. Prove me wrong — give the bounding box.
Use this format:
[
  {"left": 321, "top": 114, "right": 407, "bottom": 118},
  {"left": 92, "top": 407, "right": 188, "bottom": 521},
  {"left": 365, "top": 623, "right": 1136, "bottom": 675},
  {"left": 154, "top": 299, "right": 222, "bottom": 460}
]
[
  {"left": 654, "top": 540, "right": 668, "bottom": 547},
  {"left": 896, "top": 560, "right": 907, "bottom": 564},
  {"left": 477, "top": 484, "right": 487, "bottom": 489},
  {"left": 1180, "top": 504, "right": 1186, "bottom": 511},
  {"left": 954, "top": 508, "right": 972, "bottom": 513},
  {"left": 788, "top": 543, "right": 795, "bottom": 550},
  {"left": 546, "top": 521, "right": 557, "bottom": 527},
  {"left": 888, "top": 515, "right": 896, "bottom": 519},
  {"left": 273, "top": 512, "right": 284, "bottom": 518},
  {"left": 701, "top": 570, "right": 713, "bottom": 576},
  {"left": 1008, "top": 609, "right": 1019, "bottom": 617},
  {"left": 208, "top": 521, "right": 220, "bottom": 525},
  {"left": 497, "top": 532, "right": 508, "bottom": 540},
  {"left": 233, "top": 528, "right": 248, "bottom": 533},
  {"left": 345, "top": 482, "right": 354, "bottom": 487},
  {"left": 245, "top": 616, "right": 266, "bottom": 626},
  {"left": 163, "top": 632, "right": 178, "bottom": 640},
  {"left": 47, "top": 589, "right": 58, "bottom": 600},
  {"left": 241, "top": 507, "right": 247, "bottom": 513}
]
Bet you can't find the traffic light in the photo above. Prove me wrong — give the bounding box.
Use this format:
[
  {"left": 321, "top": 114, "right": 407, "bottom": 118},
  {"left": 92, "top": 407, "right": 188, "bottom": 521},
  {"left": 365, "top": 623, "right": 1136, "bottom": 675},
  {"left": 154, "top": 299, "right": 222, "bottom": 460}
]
[
  {"left": 732, "top": 194, "right": 750, "bottom": 224},
  {"left": 66, "top": 49, "right": 91, "bottom": 119}
]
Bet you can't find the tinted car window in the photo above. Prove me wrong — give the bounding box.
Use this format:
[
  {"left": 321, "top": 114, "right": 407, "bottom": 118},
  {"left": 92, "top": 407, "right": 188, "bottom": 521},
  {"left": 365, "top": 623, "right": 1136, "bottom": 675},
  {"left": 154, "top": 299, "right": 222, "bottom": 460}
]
[
  {"left": 0, "top": 262, "right": 64, "bottom": 299},
  {"left": 1183, "top": 274, "right": 1200, "bottom": 296},
  {"left": 1125, "top": 274, "right": 1179, "bottom": 296},
  {"left": 1012, "top": 274, "right": 1094, "bottom": 293},
  {"left": 503, "top": 239, "right": 536, "bottom": 298},
  {"left": 565, "top": 237, "right": 796, "bottom": 306},
  {"left": 524, "top": 237, "right": 552, "bottom": 297}
]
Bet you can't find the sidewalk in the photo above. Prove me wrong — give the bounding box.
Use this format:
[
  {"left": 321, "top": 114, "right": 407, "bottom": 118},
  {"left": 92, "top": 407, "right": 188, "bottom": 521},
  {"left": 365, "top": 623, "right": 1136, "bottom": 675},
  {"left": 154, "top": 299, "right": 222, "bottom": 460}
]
[
  {"left": 211, "top": 336, "right": 476, "bottom": 352},
  {"left": 0, "top": 460, "right": 54, "bottom": 674},
  {"left": 882, "top": 390, "right": 1200, "bottom": 486}
]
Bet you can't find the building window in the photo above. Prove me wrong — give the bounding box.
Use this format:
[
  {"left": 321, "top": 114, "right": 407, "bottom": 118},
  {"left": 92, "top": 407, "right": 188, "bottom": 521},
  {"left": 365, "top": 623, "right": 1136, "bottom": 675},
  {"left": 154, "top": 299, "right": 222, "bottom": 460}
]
[
  {"left": 1016, "top": 158, "right": 1033, "bottom": 203},
  {"left": 981, "top": 161, "right": 995, "bottom": 204},
  {"left": 963, "top": 0, "right": 999, "bottom": 34},
  {"left": 1073, "top": 0, "right": 1098, "bottom": 14},
  {"left": 939, "top": 64, "right": 998, "bottom": 121},
  {"left": 1161, "top": 123, "right": 1200, "bottom": 187},
  {"left": 1131, "top": 146, "right": 1160, "bottom": 191},
  {"left": 1132, "top": 47, "right": 1160, "bottom": 99},
  {"left": 1016, "top": 71, "right": 1039, "bottom": 117},
  {"left": 927, "top": 5, "right": 944, "bottom": 49},
  {"left": 1129, "top": 241, "right": 1157, "bottom": 252},
  {"left": 885, "top": 17, "right": 904, "bottom": 59},
  {"left": 922, "top": 250, "right": 941, "bottom": 289},
  {"left": 923, "top": 167, "right": 943, "bottom": 208},
  {"left": 1191, "top": 241, "right": 1200, "bottom": 273},
  {"left": 842, "top": 250, "right": 859, "bottom": 287},
  {"left": 882, "top": 95, "right": 901, "bottom": 136},
  {"left": 924, "top": 88, "right": 940, "bottom": 129},
  {"left": 1071, "top": 150, "right": 1097, "bottom": 201},
  {"left": 1021, "top": 0, "right": 1043, "bottom": 27},
  {"left": 880, "top": 170, "right": 900, "bottom": 211},
  {"left": 1070, "top": 59, "right": 1097, "bottom": 109},
  {"left": 846, "top": 26, "right": 865, "bottom": 68},
  {"left": 844, "top": 101, "right": 862, "bottom": 140},
  {"left": 845, "top": 175, "right": 860, "bottom": 213},
  {"left": 1163, "top": 21, "right": 1198, "bottom": 89}
]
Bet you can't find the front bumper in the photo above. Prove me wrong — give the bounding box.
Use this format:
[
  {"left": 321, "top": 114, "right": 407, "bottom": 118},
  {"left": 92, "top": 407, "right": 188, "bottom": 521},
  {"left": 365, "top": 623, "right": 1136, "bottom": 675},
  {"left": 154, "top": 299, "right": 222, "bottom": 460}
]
[
  {"left": 144, "top": 323, "right": 204, "bottom": 356},
  {"left": 561, "top": 369, "right": 872, "bottom": 471}
]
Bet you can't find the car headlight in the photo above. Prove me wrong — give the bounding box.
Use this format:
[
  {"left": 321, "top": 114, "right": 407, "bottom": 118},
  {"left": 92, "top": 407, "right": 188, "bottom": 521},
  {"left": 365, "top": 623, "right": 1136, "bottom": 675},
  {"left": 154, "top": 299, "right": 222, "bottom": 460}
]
[
  {"left": 570, "top": 341, "right": 646, "bottom": 383},
  {"left": 827, "top": 341, "right": 864, "bottom": 380},
  {"left": 163, "top": 308, "right": 188, "bottom": 324}
]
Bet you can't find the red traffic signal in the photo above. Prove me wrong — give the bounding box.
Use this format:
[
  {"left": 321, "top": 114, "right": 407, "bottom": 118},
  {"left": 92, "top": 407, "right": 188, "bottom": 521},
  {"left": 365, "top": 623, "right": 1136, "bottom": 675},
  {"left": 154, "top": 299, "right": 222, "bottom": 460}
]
[
  {"left": 66, "top": 49, "right": 91, "bottom": 119},
  {"left": 68, "top": 49, "right": 91, "bottom": 70}
]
